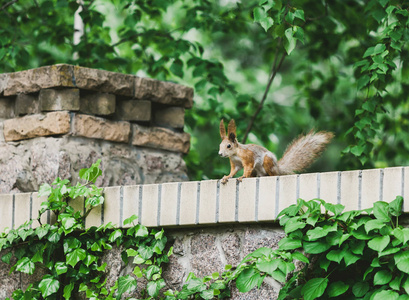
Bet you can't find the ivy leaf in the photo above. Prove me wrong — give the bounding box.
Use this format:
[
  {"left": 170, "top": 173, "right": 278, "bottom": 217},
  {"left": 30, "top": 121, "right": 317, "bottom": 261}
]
[
  {"left": 16, "top": 257, "right": 35, "bottom": 275},
  {"left": 63, "top": 282, "right": 75, "bottom": 300},
  {"left": 39, "top": 275, "right": 60, "bottom": 298},
  {"left": 123, "top": 215, "right": 138, "bottom": 226},
  {"left": 66, "top": 248, "right": 87, "bottom": 267},
  {"left": 117, "top": 275, "right": 137, "bottom": 298},
  {"left": 38, "top": 183, "right": 52, "bottom": 197},
  {"left": 200, "top": 289, "right": 215, "bottom": 300},
  {"left": 147, "top": 279, "right": 166, "bottom": 297},
  {"left": 35, "top": 225, "right": 50, "bottom": 240},
  {"left": 1, "top": 252, "right": 12, "bottom": 264},
  {"left": 79, "top": 159, "right": 102, "bottom": 183},
  {"left": 138, "top": 245, "right": 154, "bottom": 260},
  {"left": 236, "top": 268, "right": 262, "bottom": 293},
  {"left": 134, "top": 224, "right": 149, "bottom": 237},
  {"left": 55, "top": 262, "right": 68, "bottom": 275},
  {"left": 327, "top": 281, "right": 349, "bottom": 297},
  {"left": 301, "top": 278, "right": 328, "bottom": 300}
]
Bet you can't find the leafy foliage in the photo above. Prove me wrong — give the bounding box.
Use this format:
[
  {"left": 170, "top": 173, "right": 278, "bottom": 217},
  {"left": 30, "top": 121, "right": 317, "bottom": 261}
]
[
  {"left": 2, "top": 0, "right": 409, "bottom": 180},
  {"left": 0, "top": 160, "right": 170, "bottom": 299}
]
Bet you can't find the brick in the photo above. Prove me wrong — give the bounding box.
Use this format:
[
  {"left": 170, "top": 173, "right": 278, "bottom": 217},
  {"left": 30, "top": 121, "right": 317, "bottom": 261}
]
[
  {"left": 0, "top": 97, "right": 14, "bottom": 118},
  {"left": 15, "top": 93, "right": 39, "bottom": 116},
  {"left": 383, "top": 167, "right": 404, "bottom": 202},
  {"left": 198, "top": 180, "right": 217, "bottom": 224},
  {"left": 160, "top": 182, "right": 179, "bottom": 226},
  {"left": 103, "top": 187, "right": 121, "bottom": 226},
  {"left": 134, "top": 77, "right": 194, "bottom": 108},
  {"left": 39, "top": 88, "right": 80, "bottom": 111},
  {"left": 14, "top": 193, "right": 31, "bottom": 229},
  {"left": 319, "top": 171, "right": 339, "bottom": 205},
  {"left": 132, "top": 124, "right": 190, "bottom": 153},
  {"left": 116, "top": 99, "right": 151, "bottom": 121},
  {"left": 179, "top": 181, "right": 198, "bottom": 226},
  {"left": 258, "top": 176, "right": 277, "bottom": 221},
  {"left": 122, "top": 185, "right": 140, "bottom": 227},
  {"left": 3, "top": 111, "right": 71, "bottom": 142},
  {"left": 340, "top": 170, "right": 360, "bottom": 210},
  {"left": 299, "top": 173, "right": 318, "bottom": 201},
  {"left": 219, "top": 178, "right": 237, "bottom": 223},
  {"left": 3, "top": 64, "right": 75, "bottom": 96},
  {"left": 154, "top": 106, "right": 185, "bottom": 128},
  {"left": 31, "top": 192, "right": 49, "bottom": 228},
  {"left": 141, "top": 184, "right": 159, "bottom": 227},
  {"left": 73, "top": 114, "right": 130, "bottom": 143},
  {"left": 238, "top": 177, "right": 257, "bottom": 222},
  {"left": 0, "top": 194, "right": 13, "bottom": 232},
  {"left": 80, "top": 92, "right": 116, "bottom": 116},
  {"left": 361, "top": 169, "right": 381, "bottom": 210},
  {"left": 278, "top": 174, "right": 298, "bottom": 211}
]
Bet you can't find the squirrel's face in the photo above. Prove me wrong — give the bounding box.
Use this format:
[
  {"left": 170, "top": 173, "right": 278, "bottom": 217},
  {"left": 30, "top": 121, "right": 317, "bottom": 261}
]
[{"left": 219, "top": 134, "right": 238, "bottom": 158}]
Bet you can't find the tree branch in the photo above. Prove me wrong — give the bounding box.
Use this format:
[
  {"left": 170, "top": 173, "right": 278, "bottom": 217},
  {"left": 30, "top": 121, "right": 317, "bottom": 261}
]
[
  {"left": 1, "top": 0, "right": 18, "bottom": 10},
  {"left": 241, "top": 40, "right": 286, "bottom": 144}
]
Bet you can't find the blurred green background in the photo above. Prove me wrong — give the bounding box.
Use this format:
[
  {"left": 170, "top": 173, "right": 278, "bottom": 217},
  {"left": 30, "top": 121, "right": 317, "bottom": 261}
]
[{"left": 2, "top": 0, "right": 409, "bottom": 180}]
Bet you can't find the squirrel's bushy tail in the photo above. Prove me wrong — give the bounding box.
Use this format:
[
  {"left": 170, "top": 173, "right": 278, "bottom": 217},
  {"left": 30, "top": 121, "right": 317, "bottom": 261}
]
[{"left": 278, "top": 130, "right": 334, "bottom": 175}]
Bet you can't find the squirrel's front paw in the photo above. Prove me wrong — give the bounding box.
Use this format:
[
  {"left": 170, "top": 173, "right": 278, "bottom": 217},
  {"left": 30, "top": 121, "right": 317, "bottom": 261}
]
[
  {"left": 221, "top": 176, "right": 229, "bottom": 184},
  {"left": 237, "top": 176, "right": 244, "bottom": 182}
]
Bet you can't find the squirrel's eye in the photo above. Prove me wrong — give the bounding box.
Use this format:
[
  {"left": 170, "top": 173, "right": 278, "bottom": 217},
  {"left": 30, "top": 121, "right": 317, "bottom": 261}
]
[{"left": 227, "top": 144, "right": 231, "bottom": 149}]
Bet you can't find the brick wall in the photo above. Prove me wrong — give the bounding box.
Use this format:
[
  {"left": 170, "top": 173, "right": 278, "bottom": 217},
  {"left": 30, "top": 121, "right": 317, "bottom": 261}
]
[{"left": 0, "top": 64, "right": 193, "bottom": 193}]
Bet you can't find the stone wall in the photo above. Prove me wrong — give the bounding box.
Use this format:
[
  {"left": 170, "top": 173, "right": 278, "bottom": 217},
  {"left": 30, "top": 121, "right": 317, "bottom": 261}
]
[{"left": 0, "top": 64, "right": 193, "bottom": 193}]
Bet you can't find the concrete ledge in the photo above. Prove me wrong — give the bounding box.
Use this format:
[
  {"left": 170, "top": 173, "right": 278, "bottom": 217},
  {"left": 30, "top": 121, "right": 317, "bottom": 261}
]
[{"left": 1, "top": 166, "right": 408, "bottom": 232}]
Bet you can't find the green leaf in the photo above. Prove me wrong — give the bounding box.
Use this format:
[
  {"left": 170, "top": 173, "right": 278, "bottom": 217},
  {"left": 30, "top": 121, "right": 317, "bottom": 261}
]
[
  {"left": 170, "top": 59, "right": 184, "bottom": 78},
  {"left": 327, "top": 281, "right": 349, "bottom": 297},
  {"left": 292, "top": 251, "right": 309, "bottom": 263},
  {"left": 374, "top": 270, "right": 392, "bottom": 285},
  {"left": 1, "top": 252, "right": 12, "bottom": 264},
  {"left": 39, "top": 276, "right": 60, "bottom": 298},
  {"left": 253, "top": 7, "right": 274, "bottom": 32},
  {"left": 373, "top": 201, "right": 391, "bottom": 222},
  {"left": 79, "top": 159, "right": 102, "bottom": 183},
  {"left": 326, "top": 249, "right": 343, "bottom": 263},
  {"left": 303, "top": 241, "right": 331, "bottom": 254},
  {"left": 117, "top": 275, "right": 137, "bottom": 297},
  {"left": 236, "top": 268, "right": 262, "bottom": 293},
  {"left": 55, "top": 262, "right": 68, "bottom": 275},
  {"left": 147, "top": 279, "right": 166, "bottom": 297},
  {"left": 368, "top": 235, "right": 390, "bottom": 252},
  {"left": 372, "top": 290, "right": 399, "bottom": 300},
  {"left": 38, "top": 183, "right": 52, "bottom": 197},
  {"left": 35, "top": 225, "right": 50, "bottom": 240},
  {"left": 278, "top": 237, "right": 302, "bottom": 250},
  {"left": 389, "top": 196, "right": 403, "bottom": 217},
  {"left": 352, "top": 281, "right": 369, "bottom": 297},
  {"left": 138, "top": 245, "right": 154, "bottom": 260},
  {"left": 47, "top": 231, "right": 61, "bottom": 243},
  {"left": 200, "top": 289, "right": 216, "bottom": 300},
  {"left": 16, "top": 257, "right": 35, "bottom": 275},
  {"left": 134, "top": 224, "right": 149, "bottom": 237},
  {"left": 294, "top": 9, "right": 305, "bottom": 21},
  {"left": 301, "top": 278, "right": 328, "bottom": 300},
  {"left": 395, "top": 251, "right": 409, "bottom": 274},
  {"left": 63, "top": 282, "right": 74, "bottom": 300},
  {"left": 109, "top": 229, "right": 123, "bottom": 242},
  {"left": 284, "top": 28, "right": 296, "bottom": 55},
  {"left": 364, "top": 219, "right": 386, "bottom": 233},
  {"left": 124, "top": 215, "right": 138, "bottom": 226},
  {"left": 66, "top": 248, "right": 87, "bottom": 267}
]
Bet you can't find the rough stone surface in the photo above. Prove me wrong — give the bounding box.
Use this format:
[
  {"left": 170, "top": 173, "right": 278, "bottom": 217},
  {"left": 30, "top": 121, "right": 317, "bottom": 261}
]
[
  {"left": 3, "top": 64, "right": 75, "bottom": 96},
  {"left": 0, "top": 97, "right": 14, "bottom": 119},
  {"left": 0, "top": 249, "right": 19, "bottom": 300},
  {"left": 39, "top": 88, "right": 80, "bottom": 111},
  {"left": 15, "top": 93, "right": 39, "bottom": 116},
  {"left": 154, "top": 106, "right": 185, "bottom": 128},
  {"left": 3, "top": 111, "right": 71, "bottom": 142},
  {"left": 134, "top": 77, "right": 193, "bottom": 108},
  {"left": 222, "top": 233, "right": 242, "bottom": 266},
  {"left": 80, "top": 92, "right": 116, "bottom": 116},
  {"left": 0, "top": 73, "right": 9, "bottom": 96},
  {"left": 73, "top": 65, "right": 134, "bottom": 97},
  {"left": 190, "top": 234, "right": 224, "bottom": 278},
  {"left": 132, "top": 124, "right": 190, "bottom": 154},
  {"left": 116, "top": 99, "right": 151, "bottom": 122},
  {"left": 0, "top": 136, "right": 188, "bottom": 193},
  {"left": 242, "top": 228, "right": 285, "bottom": 257},
  {"left": 73, "top": 114, "right": 130, "bottom": 143}
]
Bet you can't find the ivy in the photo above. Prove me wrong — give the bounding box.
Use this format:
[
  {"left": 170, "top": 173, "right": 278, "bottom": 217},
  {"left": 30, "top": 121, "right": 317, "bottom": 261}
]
[{"left": 0, "top": 160, "right": 170, "bottom": 299}]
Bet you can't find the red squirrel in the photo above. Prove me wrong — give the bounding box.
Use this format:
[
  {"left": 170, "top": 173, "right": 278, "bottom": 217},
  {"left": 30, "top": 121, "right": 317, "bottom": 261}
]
[{"left": 219, "top": 119, "right": 334, "bottom": 184}]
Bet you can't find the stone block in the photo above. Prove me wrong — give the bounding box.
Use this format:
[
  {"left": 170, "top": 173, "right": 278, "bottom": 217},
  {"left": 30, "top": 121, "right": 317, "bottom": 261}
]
[
  {"left": 3, "top": 64, "right": 75, "bottom": 96},
  {"left": 132, "top": 124, "right": 190, "bottom": 154},
  {"left": 0, "top": 73, "right": 9, "bottom": 95},
  {"left": 221, "top": 233, "right": 241, "bottom": 266},
  {"left": 39, "top": 88, "right": 80, "bottom": 111},
  {"left": 190, "top": 234, "right": 224, "bottom": 277},
  {"left": 134, "top": 77, "right": 194, "bottom": 108},
  {"left": 116, "top": 99, "right": 151, "bottom": 121},
  {"left": 73, "top": 114, "right": 131, "bottom": 143},
  {"left": 0, "top": 97, "right": 14, "bottom": 119},
  {"left": 154, "top": 106, "right": 185, "bottom": 128},
  {"left": 80, "top": 92, "right": 116, "bottom": 116},
  {"left": 73, "top": 66, "right": 134, "bottom": 97},
  {"left": 15, "top": 93, "right": 39, "bottom": 116},
  {"left": 3, "top": 111, "right": 71, "bottom": 142}
]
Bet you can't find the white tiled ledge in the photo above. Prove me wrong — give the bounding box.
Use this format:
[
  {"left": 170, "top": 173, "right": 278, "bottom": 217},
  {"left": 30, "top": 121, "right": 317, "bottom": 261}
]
[{"left": 1, "top": 167, "right": 408, "bottom": 232}]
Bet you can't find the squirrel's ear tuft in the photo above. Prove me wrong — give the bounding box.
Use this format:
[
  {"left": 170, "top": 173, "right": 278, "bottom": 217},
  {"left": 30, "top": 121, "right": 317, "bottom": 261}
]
[
  {"left": 219, "top": 119, "right": 226, "bottom": 139},
  {"left": 229, "top": 132, "right": 236, "bottom": 143},
  {"left": 227, "top": 119, "right": 236, "bottom": 136}
]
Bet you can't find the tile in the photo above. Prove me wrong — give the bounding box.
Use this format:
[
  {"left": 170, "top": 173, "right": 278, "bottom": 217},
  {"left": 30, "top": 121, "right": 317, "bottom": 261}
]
[
  {"left": 160, "top": 182, "right": 179, "bottom": 226},
  {"left": 199, "top": 180, "right": 217, "bottom": 224},
  {"left": 237, "top": 177, "right": 257, "bottom": 222}
]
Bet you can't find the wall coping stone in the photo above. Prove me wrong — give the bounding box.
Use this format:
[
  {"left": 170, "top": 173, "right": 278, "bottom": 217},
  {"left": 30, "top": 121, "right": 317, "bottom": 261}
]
[
  {"left": 0, "top": 64, "right": 193, "bottom": 108},
  {"left": 1, "top": 166, "right": 408, "bottom": 232}
]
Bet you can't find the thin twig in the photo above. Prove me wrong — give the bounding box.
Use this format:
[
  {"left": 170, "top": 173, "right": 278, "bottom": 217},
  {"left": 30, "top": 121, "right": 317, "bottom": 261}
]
[
  {"left": 242, "top": 39, "right": 286, "bottom": 143},
  {"left": 1, "top": 0, "right": 18, "bottom": 10}
]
